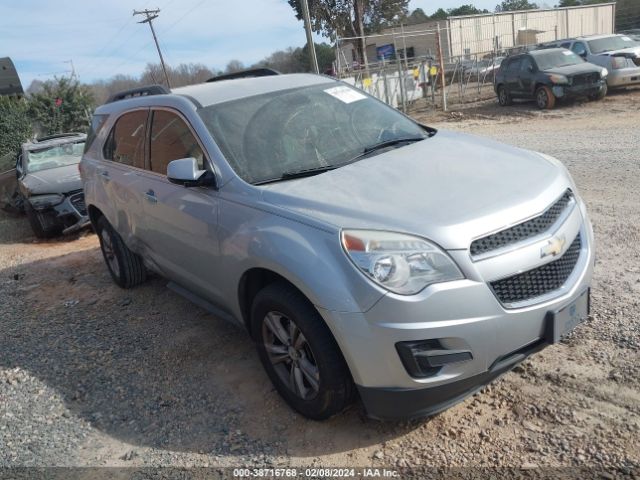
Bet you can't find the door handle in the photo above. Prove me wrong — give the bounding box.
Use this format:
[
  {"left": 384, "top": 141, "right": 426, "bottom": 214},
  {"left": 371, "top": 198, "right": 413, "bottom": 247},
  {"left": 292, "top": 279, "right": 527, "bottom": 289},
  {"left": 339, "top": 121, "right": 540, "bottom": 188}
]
[
  {"left": 99, "top": 170, "right": 110, "bottom": 182},
  {"left": 145, "top": 189, "right": 157, "bottom": 204}
]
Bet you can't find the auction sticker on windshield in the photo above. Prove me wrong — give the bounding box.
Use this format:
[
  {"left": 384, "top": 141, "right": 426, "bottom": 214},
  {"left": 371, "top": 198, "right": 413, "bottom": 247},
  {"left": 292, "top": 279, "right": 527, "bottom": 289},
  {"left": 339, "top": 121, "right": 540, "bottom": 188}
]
[{"left": 325, "top": 86, "right": 366, "bottom": 104}]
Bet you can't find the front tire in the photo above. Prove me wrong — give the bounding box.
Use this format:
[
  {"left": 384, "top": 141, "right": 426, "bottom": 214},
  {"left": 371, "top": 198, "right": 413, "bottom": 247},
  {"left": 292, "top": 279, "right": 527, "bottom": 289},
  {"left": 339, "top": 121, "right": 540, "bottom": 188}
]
[
  {"left": 95, "top": 216, "right": 146, "bottom": 288},
  {"left": 589, "top": 84, "right": 607, "bottom": 101},
  {"left": 535, "top": 85, "right": 556, "bottom": 109},
  {"left": 25, "top": 202, "right": 59, "bottom": 239},
  {"left": 497, "top": 85, "right": 512, "bottom": 106},
  {"left": 251, "top": 282, "right": 355, "bottom": 420}
]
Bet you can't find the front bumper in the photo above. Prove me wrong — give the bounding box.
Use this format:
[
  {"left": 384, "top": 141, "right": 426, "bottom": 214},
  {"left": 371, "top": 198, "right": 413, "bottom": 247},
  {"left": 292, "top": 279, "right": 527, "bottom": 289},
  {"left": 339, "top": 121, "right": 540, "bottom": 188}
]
[
  {"left": 552, "top": 80, "right": 606, "bottom": 99},
  {"left": 607, "top": 67, "right": 640, "bottom": 87},
  {"left": 318, "top": 201, "right": 594, "bottom": 420},
  {"left": 30, "top": 191, "right": 90, "bottom": 235}
]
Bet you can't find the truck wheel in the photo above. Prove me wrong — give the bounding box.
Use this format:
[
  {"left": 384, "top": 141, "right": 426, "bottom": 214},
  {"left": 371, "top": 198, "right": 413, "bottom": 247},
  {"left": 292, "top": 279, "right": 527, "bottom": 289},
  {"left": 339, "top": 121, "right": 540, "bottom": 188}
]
[
  {"left": 535, "top": 86, "right": 556, "bottom": 110},
  {"left": 96, "top": 216, "right": 147, "bottom": 289},
  {"left": 497, "top": 86, "right": 512, "bottom": 106},
  {"left": 251, "top": 282, "right": 355, "bottom": 420},
  {"left": 25, "top": 203, "right": 59, "bottom": 239}
]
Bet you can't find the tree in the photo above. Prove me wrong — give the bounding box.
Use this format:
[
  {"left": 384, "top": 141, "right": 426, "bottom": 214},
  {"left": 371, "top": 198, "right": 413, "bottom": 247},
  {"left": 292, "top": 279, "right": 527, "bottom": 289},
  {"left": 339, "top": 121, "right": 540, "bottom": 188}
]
[
  {"left": 300, "top": 42, "right": 336, "bottom": 73},
  {"left": 448, "top": 4, "right": 490, "bottom": 16},
  {"left": 403, "top": 7, "right": 429, "bottom": 25},
  {"left": 430, "top": 8, "right": 448, "bottom": 20},
  {"left": 224, "top": 60, "right": 245, "bottom": 74},
  {"left": 287, "top": 0, "right": 409, "bottom": 65},
  {"left": 27, "top": 77, "right": 94, "bottom": 136},
  {"left": 0, "top": 97, "right": 32, "bottom": 157},
  {"left": 496, "top": 0, "right": 538, "bottom": 11}
]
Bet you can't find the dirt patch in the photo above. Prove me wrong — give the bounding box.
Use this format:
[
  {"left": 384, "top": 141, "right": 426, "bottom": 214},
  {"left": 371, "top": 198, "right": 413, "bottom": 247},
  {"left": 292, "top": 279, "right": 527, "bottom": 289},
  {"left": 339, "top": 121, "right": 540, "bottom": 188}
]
[{"left": 1, "top": 88, "right": 639, "bottom": 472}]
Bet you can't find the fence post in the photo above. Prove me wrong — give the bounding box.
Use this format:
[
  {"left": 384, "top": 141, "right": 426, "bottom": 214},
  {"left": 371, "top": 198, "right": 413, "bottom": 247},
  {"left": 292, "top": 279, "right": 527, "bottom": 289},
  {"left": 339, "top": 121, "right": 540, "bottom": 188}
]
[
  {"left": 436, "top": 23, "right": 447, "bottom": 112},
  {"left": 397, "top": 55, "right": 406, "bottom": 112}
]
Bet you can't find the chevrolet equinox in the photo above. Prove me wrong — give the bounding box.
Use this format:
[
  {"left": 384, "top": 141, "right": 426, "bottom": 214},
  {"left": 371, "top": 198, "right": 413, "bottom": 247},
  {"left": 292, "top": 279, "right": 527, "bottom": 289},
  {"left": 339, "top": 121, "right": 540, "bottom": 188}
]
[{"left": 80, "top": 71, "right": 594, "bottom": 420}]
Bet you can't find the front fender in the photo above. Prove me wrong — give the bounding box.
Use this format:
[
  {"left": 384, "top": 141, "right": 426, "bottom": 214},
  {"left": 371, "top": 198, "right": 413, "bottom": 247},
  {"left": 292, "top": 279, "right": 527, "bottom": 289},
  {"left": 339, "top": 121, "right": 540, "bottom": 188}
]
[{"left": 217, "top": 199, "right": 385, "bottom": 320}]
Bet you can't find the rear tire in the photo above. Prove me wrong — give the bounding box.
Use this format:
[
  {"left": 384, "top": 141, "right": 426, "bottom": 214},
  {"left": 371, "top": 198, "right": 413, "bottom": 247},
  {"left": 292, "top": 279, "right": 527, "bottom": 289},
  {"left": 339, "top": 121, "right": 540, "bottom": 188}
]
[
  {"left": 535, "top": 85, "right": 556, "bottom": 109},
  {"left": 497, "top": 85, "right": 512, "bottom": 106},
  {"left": 96, "top": 216, "right": 146, "bottom": 289},
  {"left": 251, "top": 282, "right": 355, "bottom": 420},
  {"left": 25, "top": 203, "right": 59, "bottom": 239}
]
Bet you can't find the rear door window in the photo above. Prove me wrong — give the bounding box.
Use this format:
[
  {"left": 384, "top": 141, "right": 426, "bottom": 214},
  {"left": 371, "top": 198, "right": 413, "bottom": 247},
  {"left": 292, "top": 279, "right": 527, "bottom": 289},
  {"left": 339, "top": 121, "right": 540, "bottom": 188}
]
[
  {"left": 149, "top": 110, "right": 204, "bottom": 175},
  {"left": 103, "top": 110, "right": 148, "bottom": 169}
]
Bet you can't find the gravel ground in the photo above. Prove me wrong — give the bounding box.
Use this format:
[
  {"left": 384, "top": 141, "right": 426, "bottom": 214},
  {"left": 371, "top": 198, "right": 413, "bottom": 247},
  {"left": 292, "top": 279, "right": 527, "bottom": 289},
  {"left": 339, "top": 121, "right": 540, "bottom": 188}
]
[{"left": 1, "top": 88, "right": 639, "bottom": 475}]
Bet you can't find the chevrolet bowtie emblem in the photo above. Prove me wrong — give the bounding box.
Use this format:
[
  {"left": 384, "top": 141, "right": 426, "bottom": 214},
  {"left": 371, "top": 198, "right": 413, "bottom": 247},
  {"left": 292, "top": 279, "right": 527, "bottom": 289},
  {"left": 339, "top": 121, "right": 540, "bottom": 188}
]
[{"left": 541, "top": 234, "right": 566, "bottom": 259}]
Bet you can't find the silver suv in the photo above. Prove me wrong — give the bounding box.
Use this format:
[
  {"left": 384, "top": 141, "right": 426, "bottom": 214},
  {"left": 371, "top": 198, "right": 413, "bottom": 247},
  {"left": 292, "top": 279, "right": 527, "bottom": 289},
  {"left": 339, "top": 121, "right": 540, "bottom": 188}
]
[{"left": 80, "top": 72, "right": 594, "bottom": 420}]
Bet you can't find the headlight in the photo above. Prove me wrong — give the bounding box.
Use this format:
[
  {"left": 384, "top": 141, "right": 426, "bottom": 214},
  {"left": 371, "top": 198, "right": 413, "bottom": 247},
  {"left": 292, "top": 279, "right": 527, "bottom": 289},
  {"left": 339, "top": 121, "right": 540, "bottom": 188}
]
[
  {"left": 601, "top": 67, "right": 608, "bottom": 78},
  {"left": 29, "top": 194, "right": 64, "bottom": 210},
  {"left": 341, "top": 230, "right": 464, "bottom": 295},
  {"left": 548, "top": 74, "right": 569, "bottom": 85}
]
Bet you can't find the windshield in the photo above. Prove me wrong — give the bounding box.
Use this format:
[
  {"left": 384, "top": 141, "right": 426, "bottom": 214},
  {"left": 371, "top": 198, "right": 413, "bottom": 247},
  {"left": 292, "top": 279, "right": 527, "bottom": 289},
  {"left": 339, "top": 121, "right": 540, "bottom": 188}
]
[
  {"left": 25, "top": 142, "right": 85, "bottom": 173},
  {"left": 534, "top": 50, "right": 584, "bottom": 70},
  {"left": 197, "top": 83, "right": 428, "bottom": 184},
  {"left": 588, "top": 36, "right": 638, "bottom": 54}
]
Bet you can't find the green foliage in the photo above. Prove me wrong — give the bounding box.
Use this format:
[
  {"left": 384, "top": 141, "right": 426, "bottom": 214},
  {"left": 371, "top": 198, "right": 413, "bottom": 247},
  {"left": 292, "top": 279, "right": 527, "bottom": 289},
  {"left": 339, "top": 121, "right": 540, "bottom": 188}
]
[
  {"left": 616, "top": 0, "right": 640, "bottom": 29},
  {"left": 27, "top": 77, "right": 94, "bottom": 136},
  {"left": 495, "top": 0, "right": 539, "bottom": 12},
  {"left": 254, "top": 42, "right": 335, "bottom": 74},
  {"left": 0, "top": 96, "right": 32, "bottom": 158},
  {"left": 403, "top": 7, "right": 429, "bottom": 25},
  {"left": 287, "top": 0, "right": 410, "bottom": 39},
  {"left": 447, "top": 4, "right": 490, "bottom": 16}
]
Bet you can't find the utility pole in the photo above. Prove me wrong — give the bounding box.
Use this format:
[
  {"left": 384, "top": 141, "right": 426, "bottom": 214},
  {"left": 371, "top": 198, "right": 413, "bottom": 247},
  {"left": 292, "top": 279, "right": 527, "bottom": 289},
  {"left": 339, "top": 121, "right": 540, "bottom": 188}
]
[
  {"left": 133, "top": 8, "right": 171, "bottom": 88},
  {"left": 300, "top": 0, "right": 319, "bottom": 73}
]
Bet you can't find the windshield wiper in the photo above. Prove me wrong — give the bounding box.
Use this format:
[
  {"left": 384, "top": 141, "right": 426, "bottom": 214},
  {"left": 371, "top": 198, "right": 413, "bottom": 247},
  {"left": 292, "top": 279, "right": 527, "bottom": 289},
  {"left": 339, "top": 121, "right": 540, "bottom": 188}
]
[
  {"left": 362, "top": 137, "right": 426, "bottom": 154},
  {"left": 253, "top": 165, "right": 337, "bottom": 185}
]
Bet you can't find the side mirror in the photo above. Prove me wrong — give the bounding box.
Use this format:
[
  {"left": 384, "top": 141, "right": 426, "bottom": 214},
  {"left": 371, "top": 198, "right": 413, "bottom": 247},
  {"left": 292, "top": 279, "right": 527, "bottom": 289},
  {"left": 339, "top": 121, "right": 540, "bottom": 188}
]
[
  {"left": 167, "top": 157, "right": 216, "bottom": 188},
  {"left": 528, "top": 65, "right": 534, "bottom": 72}
]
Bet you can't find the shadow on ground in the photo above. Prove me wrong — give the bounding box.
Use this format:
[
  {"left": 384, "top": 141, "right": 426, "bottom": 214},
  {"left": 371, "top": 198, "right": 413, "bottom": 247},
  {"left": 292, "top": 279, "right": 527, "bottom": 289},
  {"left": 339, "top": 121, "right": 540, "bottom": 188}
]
[{"left": 0, "top": 245, "right": 424, "bottom": 458}]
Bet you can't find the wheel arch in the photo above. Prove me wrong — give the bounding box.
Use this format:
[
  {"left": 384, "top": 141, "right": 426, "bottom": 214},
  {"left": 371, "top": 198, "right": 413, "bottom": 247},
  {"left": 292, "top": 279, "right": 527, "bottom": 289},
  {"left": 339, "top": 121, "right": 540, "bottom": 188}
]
[{"left": 238, "top": 267, "right": 312, "bottom": 338}]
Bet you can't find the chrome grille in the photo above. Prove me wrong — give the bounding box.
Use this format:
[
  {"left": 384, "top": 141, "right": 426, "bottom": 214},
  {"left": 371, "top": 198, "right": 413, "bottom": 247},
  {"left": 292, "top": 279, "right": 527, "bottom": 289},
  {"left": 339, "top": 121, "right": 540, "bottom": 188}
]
[
  {"left": 68, "top": 191, "right": 87, "bottom": 215},
  {"left": 490, "top": 233, "right": 581, "bottom": 306},
  {"left": 470, "top": 190, "right": 573, "bottom": 257}
]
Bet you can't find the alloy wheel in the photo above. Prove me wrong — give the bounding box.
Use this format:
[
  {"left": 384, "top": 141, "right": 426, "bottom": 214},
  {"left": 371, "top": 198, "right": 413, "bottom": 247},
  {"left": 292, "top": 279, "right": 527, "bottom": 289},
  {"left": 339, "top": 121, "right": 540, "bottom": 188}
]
[
  {"left": 537, "top": 89, "right": 548, "bottom": 109},
  {"left": 100, "top": 229, "right": 120, "bottom": 278},
  {"left": 262, "top": 311, "right": 320, "bottom": 400}
]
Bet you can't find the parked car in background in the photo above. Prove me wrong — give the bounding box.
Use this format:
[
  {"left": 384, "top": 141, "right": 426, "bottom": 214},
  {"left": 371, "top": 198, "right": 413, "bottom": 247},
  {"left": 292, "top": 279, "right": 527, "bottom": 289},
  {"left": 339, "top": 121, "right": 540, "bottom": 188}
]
[
  {"left": 463, "top": 56, "right": 505, "bottom": 80},
  {"left": 81, "top": 73, "right": 594, "bottom": 421},
  {"left": 0, "top": 133, "right": 90, "bottom": 238},
  {"left": 619, "top": 29, "right": 640, "bottom": 42},
  {"left": 495, "top": 48, "right": 608, "bottom": 109},
  {"left": 541, "top": 34, "right": 640, "bottom": 88}
]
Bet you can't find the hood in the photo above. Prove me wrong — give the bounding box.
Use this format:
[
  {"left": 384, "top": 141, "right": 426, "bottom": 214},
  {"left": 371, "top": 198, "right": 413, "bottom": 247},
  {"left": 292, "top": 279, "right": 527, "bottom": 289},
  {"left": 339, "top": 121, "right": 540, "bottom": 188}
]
[
  {"left": 20, "top": 164, "right": 82, "bottom": 195},
  {"left": 544, "top": 62, "right": 603, "bottom": 76},
  {"left": 261, "top": 130, "right": 570, "bottom": 250},
  {"left": 602, "top": 45, "right": 640, "bottom": 56}
]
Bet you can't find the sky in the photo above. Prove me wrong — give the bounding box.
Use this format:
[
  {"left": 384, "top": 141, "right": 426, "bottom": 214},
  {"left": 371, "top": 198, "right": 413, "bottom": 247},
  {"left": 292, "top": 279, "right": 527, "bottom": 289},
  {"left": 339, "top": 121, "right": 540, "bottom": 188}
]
[{"left": 2, "top": 0, "right": 500, "bottom": 88}]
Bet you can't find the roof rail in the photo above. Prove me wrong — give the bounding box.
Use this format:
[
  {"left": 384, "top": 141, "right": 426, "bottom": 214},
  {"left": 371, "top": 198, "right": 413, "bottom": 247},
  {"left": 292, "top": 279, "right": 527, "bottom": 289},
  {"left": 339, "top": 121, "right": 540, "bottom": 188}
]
[
  {"left": 106, "top": 84, "right": 170, "bottom": 104},
  {"left": 207, "top": 68, "right": 281, "bottom": 83},
  {"left": 35, "top": 132, "right": 85, "bottom": 142}
]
